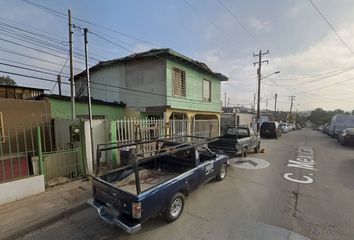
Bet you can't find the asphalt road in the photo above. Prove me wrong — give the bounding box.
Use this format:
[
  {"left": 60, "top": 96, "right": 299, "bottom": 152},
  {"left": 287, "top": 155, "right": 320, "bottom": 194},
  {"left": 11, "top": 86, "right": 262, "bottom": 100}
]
[{"left": 21, "top": 128, "right": 354, "bottom": 240}]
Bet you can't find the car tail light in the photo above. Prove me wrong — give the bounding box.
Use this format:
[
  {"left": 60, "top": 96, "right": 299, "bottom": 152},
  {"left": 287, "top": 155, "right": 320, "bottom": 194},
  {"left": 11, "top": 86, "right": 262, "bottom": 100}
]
[{"left": 132, "top": 202, "right": 142, "bottom": 219}]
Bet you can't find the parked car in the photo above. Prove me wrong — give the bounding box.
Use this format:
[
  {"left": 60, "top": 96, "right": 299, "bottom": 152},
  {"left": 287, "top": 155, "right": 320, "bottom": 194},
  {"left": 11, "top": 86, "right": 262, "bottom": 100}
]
[
  {"left": 88, "top": 139, "right": 229, "bottom": 233},
  {"left": 208, "top": 125, "right": 261, "bottom": 157},
  {"left": 317, "top": 125, "right": 325, "bottom": 132},
  {"left": 296, "top": 124, "right": 302, "bottom": 130},
  {"left": 260, "top": 121, "right": 282, "bottom": 138},
  {"left": 279, "top": 122, "right": 289, "bottom": 133},
  {"left": 337, "top": 128, "right": 354, "bottom": 146},
  {"left": 322, "top": 123, "right": 329, "bottom": 134},
  {"left": 328, "top": 115, "right": 354, "bottom": 137}
]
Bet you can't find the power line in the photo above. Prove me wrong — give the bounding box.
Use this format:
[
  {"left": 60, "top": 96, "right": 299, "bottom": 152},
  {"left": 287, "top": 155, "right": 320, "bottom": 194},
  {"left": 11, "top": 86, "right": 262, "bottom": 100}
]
[
  {"left": 0, "top": 62, "right": 65, "bottom": 77},
  {"left": 0, "top": 57, "right": 69, "bottom": 78},
  {"left": 0, "top": 46, "right": 83, "bottom": 72},
  {"left": 89, "top": 31, "right": 135, "bottom": 54},
  {"left": 276, "top": 66, "right": 354, "bottom": 86},
  {"left": 0, "top": 20, "right": 107, "bottom": 60},
  {"left": 307, "top": 0, "right": 354, "bottom": 54},
  {"left": 0, "top": 69, "right": 225, "bottom": 105},
  {"left": 21, "top": 0, "right": 163, "bottom": 48},
  {"left": 216, "top": 0, "right": 261, "bottom": 47},
  {"left": 0, "top": 36, "right": 90, "bottom": 65},
  {"left": 183, "top": 0, "right": 241, "bottom": 45}
]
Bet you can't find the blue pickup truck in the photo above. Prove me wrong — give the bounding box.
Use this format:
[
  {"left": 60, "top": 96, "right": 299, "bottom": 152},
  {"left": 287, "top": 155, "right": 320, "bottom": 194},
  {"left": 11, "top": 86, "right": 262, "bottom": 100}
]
[{"left": 88, "top": 138, "right": 229, "bottom": 233}]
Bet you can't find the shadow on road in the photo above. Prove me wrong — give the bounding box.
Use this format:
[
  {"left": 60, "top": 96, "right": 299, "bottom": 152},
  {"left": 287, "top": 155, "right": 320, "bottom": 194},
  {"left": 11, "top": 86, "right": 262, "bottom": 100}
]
[{"left": 336, "top": 159, "right": 354, "bottom": 191}]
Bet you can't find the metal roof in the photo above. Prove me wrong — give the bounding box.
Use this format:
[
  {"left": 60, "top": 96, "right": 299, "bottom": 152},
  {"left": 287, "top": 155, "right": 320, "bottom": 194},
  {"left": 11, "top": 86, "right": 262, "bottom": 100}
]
[{"left": 75, "top": 48, "right": 228, "bottom": 81}]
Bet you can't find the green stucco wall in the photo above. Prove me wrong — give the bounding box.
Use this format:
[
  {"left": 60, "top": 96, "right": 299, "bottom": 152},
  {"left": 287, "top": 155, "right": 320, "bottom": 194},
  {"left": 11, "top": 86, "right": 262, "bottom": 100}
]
[
  {"left": 166, "top": 59, "right": 222, "bottom": 113},
  {"left": 48, "top": 98, "right": 125, "bottom": 120}
]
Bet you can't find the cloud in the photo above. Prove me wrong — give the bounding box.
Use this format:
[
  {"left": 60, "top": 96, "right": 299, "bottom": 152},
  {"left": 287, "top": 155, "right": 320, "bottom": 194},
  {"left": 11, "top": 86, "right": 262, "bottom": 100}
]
[
  {"left": 288, "top": 3, "right": 307, "bottom": 17},
  {"left": 198, "top": 20, "right": 354, "bottom": 111},
  {"left": 248, "top": 17, "right": 272, "bottom": 32}
]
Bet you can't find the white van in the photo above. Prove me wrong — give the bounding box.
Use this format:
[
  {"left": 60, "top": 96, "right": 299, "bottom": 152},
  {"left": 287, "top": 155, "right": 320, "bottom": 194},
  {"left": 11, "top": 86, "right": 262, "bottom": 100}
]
[{"left": 329, "top": 114, "right": 354, "bottom": 137}]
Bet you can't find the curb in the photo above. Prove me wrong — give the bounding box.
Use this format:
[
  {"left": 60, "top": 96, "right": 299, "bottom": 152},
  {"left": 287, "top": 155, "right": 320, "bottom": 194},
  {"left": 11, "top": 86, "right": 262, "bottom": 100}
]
[{"left": 1, "top": 202, "right": 89, "bottom": 240}]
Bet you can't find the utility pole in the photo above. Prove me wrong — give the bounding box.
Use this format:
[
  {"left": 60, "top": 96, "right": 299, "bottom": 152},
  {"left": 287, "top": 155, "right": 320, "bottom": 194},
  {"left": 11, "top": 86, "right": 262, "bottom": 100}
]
[
  {"left": 227, "top": 97, "right": 230, "bottom": 107},
  {"left": 266, "top": 98, "right": 268, "bottom": 112},
  {"left": 253, "top": 50, "right": 269, "bottom": 132},
  {"left": 274, "top": 93, "right": 277, "bottom": 115},
  {"left": 68, "top": 9, "right": 75, "bottom": 119},
  {"left": 83, "top": 28, "right": 95, "bottom": 172},
  {"left": 57, "top": 75, "right": 62, "bottom": 96},
  {"left": 253, "top": 93, "right": 256, "bottom": 113},
  {"left": 289, "top": 96, "right": 296, "bottom": 123},
  {"left": 224, "top": 92, "right": 227, "bottom": 108}
]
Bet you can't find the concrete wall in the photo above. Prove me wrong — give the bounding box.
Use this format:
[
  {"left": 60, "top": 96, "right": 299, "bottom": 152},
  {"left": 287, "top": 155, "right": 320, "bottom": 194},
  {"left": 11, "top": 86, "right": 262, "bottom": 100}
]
[
  {"left": 77, "top": 58, "right": 166, "bottom": 109},
  {"left": 236, "top": 112, "right": 255, "bottom": 127},
  {"left": 122, "top": 58, "right": 166, "bottom": 108},
  {"left": 166, "top": 59, "right": 222, "bottom": 112},
  {"left": 48, "top": 98, "right": 125, "bottom": 120},
  {"left": 77, "top": 64, "right": 125, "bottom": 103},
  {"left": 0, "top": 175, "right": 45, "bottom": 205},
  {"left": 83, "top": 120, "right": 108, "bottom": 174}
]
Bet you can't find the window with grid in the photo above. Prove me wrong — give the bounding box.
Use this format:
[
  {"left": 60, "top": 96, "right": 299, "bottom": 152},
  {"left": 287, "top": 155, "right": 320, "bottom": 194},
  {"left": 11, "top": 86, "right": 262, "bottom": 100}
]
[
  {"left": 172, "top": 68, "right": 186, "bottom": 97},
  {"left": 202, "top": 79, "right": 211, "bottom": 102}
]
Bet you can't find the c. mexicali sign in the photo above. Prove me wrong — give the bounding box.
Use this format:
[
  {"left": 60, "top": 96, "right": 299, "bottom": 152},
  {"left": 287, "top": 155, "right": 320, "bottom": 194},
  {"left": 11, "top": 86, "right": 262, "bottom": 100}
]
[{"left": 283, "top": 146, "right": 316, "bottom": 184}]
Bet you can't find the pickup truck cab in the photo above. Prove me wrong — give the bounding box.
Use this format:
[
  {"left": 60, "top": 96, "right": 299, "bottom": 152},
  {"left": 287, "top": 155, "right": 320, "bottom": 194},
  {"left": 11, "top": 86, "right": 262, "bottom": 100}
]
[
  {"left": 208, "top": 125, "right": 261, "bottom": 157},
  {"left": 88, "top": 139, "right": 229, "bottom": 233}
]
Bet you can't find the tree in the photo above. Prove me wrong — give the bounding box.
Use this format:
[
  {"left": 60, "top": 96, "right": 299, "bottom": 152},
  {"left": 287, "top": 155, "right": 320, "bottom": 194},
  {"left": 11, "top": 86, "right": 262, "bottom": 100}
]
[{"left": 0, "top": 75, "right": 16, "bottom": 86}]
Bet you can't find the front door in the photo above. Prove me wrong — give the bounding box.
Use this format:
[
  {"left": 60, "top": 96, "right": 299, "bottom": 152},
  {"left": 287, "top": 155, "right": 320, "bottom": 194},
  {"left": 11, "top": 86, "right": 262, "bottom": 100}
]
[{"left": 197, "top": 148, "right": 216, "bottom": 184}]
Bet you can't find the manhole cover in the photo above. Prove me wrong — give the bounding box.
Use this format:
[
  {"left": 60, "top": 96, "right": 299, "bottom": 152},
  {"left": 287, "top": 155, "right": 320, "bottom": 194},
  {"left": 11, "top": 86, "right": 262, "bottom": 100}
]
[{"left": 229, "top": 157, "right": 269, "bottom": 170}]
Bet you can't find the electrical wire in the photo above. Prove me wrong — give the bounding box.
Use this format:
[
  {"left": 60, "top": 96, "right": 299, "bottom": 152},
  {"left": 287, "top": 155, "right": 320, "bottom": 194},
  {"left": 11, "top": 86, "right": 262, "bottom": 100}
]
[
  {"left": 0, "top": 57, "right": 69, "bottom": 78},
  {"left": 307, "top": 0, "right": 354, "bottom": 54},
  {"left": 0, "top": 69, "right": 226, "bottom": 105},
  {"left": 216, "top": 0, "right": 261, "bottom": 47},
  {"left": 0, "top": 62, "right": 63, "bottom": 77},
  {"left": 0, "top": 46, "right": 83, "bottom": 72},
  {"left": 183, "top": 0, "right": 241, "bottom": 45},
  {"left": 21, "top": 0, "right": 163, "bottom": 48}
]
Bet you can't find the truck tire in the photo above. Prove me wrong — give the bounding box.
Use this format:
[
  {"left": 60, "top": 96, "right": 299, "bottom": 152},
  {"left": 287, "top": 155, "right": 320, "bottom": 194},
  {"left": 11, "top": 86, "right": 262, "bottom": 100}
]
[
  {"left": 216, "top": 164, "right": 227, "bottom": 181},
  {"left": 254, "top": 143, "right": 260, "bottom": 153},
  {"left": 164, "top": 193, "right": 185, "bottom": 223}
]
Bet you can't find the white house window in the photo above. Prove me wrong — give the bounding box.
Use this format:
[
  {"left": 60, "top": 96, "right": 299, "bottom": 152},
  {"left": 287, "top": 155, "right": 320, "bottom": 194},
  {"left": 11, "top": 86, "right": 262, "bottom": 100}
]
[
  {"left": 172, "top": 68, "right": 186, "bottom": 97},
  {"left": 202, "top": 79, "right": 211, "bottom": 102}
]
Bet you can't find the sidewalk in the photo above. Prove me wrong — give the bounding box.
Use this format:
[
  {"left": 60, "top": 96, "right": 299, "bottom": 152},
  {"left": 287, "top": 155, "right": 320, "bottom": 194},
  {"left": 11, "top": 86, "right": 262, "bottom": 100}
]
[{"left": 0, "top": 179, "right": 92, "bottom": 240}]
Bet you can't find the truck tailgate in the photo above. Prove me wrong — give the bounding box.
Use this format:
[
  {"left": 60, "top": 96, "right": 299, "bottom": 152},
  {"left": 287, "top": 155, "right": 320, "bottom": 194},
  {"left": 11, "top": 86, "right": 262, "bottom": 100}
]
[
  {"left": 208, "top": 138, "right": 236, "bottom": 153},
  {"left": 92, "top": 177, "right": 137, "bottom": 216}
]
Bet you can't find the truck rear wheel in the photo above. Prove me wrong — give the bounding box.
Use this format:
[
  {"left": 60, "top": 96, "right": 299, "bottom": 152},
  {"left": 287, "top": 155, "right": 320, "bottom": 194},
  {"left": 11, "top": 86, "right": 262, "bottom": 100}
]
[
  {"left": 216, "top": 164, "right": 227, "bottom": 181},
  {"left": 164, "top": 193, "right": 184, "bottom": 223}
]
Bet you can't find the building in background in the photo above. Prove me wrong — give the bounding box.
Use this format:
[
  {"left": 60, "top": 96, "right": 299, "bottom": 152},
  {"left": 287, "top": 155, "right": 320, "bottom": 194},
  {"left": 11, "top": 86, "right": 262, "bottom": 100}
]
[
  {"left": 75, "top": 48, "right": 228, "bottom": 133},
  {"left": 0, "top": 85, "right": 45, "bottom": 100}
]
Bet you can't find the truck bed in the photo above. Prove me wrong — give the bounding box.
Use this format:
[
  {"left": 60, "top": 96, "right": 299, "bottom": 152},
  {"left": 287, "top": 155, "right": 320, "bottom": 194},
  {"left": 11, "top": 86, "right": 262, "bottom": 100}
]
[
  {"left": 98, "top": 152, "right": 195, "bottom": 196},
  {"left": 113, "top": 169, "right": 179, "bottom": 194}
]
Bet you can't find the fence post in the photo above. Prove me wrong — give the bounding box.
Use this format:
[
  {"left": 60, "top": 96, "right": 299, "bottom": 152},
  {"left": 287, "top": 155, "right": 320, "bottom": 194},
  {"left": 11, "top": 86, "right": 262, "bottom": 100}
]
[
  {"left": 110, "top": 120, "right": 119, "bottom": 168},
  {"left": 36, "top": 126, "right": 45, "bottom": 176}
]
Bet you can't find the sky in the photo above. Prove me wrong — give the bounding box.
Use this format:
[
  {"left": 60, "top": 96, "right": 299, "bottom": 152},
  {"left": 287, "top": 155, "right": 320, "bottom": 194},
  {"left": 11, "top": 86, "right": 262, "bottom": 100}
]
[{"left": 1, "top": 0, "right": 354, "bottom": 112}]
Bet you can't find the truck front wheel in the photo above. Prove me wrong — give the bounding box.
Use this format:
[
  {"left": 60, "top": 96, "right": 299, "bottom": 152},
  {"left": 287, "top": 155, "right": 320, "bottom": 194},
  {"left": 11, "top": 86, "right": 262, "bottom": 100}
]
[
  {"left": 216, "top": 164, "right": 227, "bottom": 181},
  {"left": 164, "top": 193, "right": 185, "bottom": 223}
]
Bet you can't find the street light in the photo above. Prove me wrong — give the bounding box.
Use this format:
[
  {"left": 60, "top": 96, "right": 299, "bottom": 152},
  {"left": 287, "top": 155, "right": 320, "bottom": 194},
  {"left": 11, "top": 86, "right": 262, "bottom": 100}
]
[
  {"left": 256, "top": 71, "right": 280, "bottom": 132},
  {"left": 261, "top": 71, "right": 280, "bottom": 79}
]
